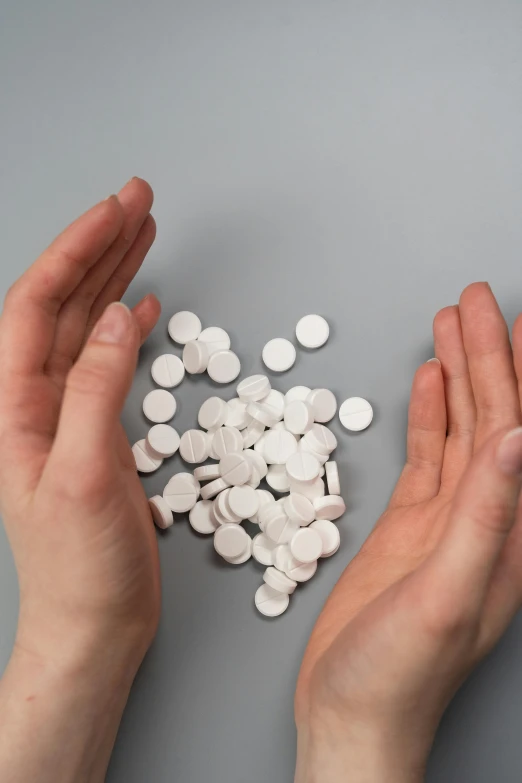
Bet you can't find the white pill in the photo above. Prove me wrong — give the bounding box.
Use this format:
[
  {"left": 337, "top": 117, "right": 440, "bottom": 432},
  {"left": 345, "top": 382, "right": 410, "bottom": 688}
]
[
  {"left": 263, "top": 429, "right": 298, "bottom": 465},
  {"left": 216, "top": 488, "right": 242, "bottom": 523},
  {"left": 213, "top": 427, "right": 243, "bottom": 459},
  {"left": 262, "top": 338, "right": 296, "bottom": 373},
  {"left": 273, "top": 544, "right": 292, "bottom": 573},
  {"left": 219, "top": 452, "right": 251, "bottom": 486},
  {"left": 183, "top": 340, "right": 209, "bottom": 374},
  {"left": 285, "top": 386, "right": 312, "bottom": 404},
  {"left": 264, "top": 566, "right": 297, "bottom": 595},
  {"left": 228, "top": 485, "right": 259, "bottom": 519},
  {"left": 242, "top": 418, "right": 265, "bottom": 448},
  {"left": 307, "top": 388, "right": 337, "bottom": 423},
  {"left": 260, "top": 389, "right": 285, "bottom": 421},
  {"left": 286, "top": 452, "right": 321, "bottom": 483},
  {"left": 237, "top": 374, "right": 271, "bottom": 402},
  {"left": 214, "top": 523, "right": 251, "bottom": 560},
  {"left": 247, "top": 467, "right": 261, "bottom": 489},
  {"left": 271, "top": 421, "right": 300, "bottom": 442},
  {"left": 255, "top": 584, "right": 289, "bottom": 617},
  {"left": 290, "top": 528, "right": 323, "bottom": 563},
  {"left": 168, "top": 311, "right": 202, "bottom": 344},
  {"left": 207, "top": 350, "right": 241, "bottom": 384},
  {"left": 284, "top": 400, "right": 314, "bottom": 435},
  {"left": 212, "top": 500, "right": 229, "bottom": 526},
  {"left": 310, "top": 519, "right": 341, "bottom": 557},
  {"left": 252, "top": 533, "right": 277, "bottom": 565},
  {"left": 266, "top": 514, "right": 299, "bottom": 545},
  {"left": 339, "top": 397, "right": 374, "bottom": 431},
  {"left": 147, "top": 424, "right": 180, "bottom": 458},
  {"left": 325, "top": 461, "right": 341, "bottom": 495},
  {"left": 151, "top": 354, "right": 185, "bottom": 388},
  {"left": 313, "top": 495, "right": 346, "bottom": 520},
  {"left": 223, "top": 536, "right": 253, "bottom": 564},
  {"left": 194, "top": 464, "right": 221, "bottom": 482},
  {"left": 259, "top": 504, "right": 286, "bottom": 532},
  {"left": 254, "top": 432, "right": 268, "bottom": 457},
  {"left": 305, "top": 424, "right": 337, "bottom": 455},
  {"left": 243, "top": 448, "right": 268, "bottom": 480},
  {"left": 249, "top": 489, "right": 275, "bottom": 523},
  {"left": 288, "top": 476, "right": 325, "bottom": 501},
  {"left": 189, "top": 500, "right": 219, "bottom": 535},
  {"left": 163, "top": 473, "right": 200, "bottom": 512},
  {"left": 284, "top": 493, "right": 315, "bottom": 526},
  {"left": 149, "top": 495, "right": 174, "bottom": 529},
  {"left": 143, "top": 389, "right": 176, "bottom": 423},
  {"left": 285, "top": 557, "right": 318, "bottom": 582},
  {"left": 295, "top": 314, "right": 329, "bottom": 349},
  {"left": 225, "top": 398, "right": 250, "bottom": 430},
  {"left": 299, "top": 436, "right": 329, "bottom": 465},
  {"left": 133, "top": 439, "right": 164, "bottom": 473},
  {"left": 200, "top": 477, "right": 230, "bottom": 500},
  {"left": 198, "top": 396, "right": 228, "bottom": 430},
  {"left": 179, "top": 429, "right": 210, "bottom": 464},
  {"left": 197, "top": 326, "right": 230, "bottom": 356},
  {"left": 247, "top": 401, "right": 277, "bottom": 428},
  {"left": 266, "top": 465, "right": 291, "bottom": 493}
]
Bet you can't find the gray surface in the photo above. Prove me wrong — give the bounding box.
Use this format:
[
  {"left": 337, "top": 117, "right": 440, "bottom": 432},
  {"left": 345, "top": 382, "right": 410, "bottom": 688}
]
[{"left": 1, "top": 1, "right": 522, "bottom": 780}]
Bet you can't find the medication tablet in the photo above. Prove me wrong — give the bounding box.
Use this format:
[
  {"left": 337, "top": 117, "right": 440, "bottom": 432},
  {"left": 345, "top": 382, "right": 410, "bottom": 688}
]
[
  {"left": 271, "top": 421, "right": 300, "bottom": 442},
  {"left": 263, "top": 430, "right": 298, "bottom": 465},
  {"left": 285, "top": 557, "right": 318, "bottom": 582},
  {"left": 225, "top": 398, "right": 249, "bottom": 430},
  {"left": 264, "top": 566, "right": 297, "bottom": 595},
  {"left": 255, "top": 584, "right": 289, "bottom": 617},
  {"left": 288, "top": 476, "right": 325, "bottom": 501},
  {"left": 183, "top": 340, "right": 209, "bottom": 374},
  {"left": 295, "top": 314, "right": 329, "bottom": 349},
  {"left": 219, "top": 452, "right": 252, "bottom": 486},
  {"left": 133, "top": 440, "right": 163, "bottom": 473},
  {"left": 207, "top": 350, "right": 241, "bottom": 384},
  {"left": 163, "top": 473, "right": 200, "bottom": 512},
  {"left": 242, "top": 418, "right": 265, "bottom": 448},
  {"left": 194, "top": 464, "right": 221, "bottom": 482},
  {"left": 179, "top": 429, "right": 210, "bottom": 464},
  {"left": 189, "top": 500, "right": 219, "bottom": 535},
  {"left": 266, "top": 465, "right": 291, "bottom": 493},
  {"left": 223, "top": 536, "right": 253, "bottom": 564},
  {"left": 339, "top": 397, "right": 373, "bottom": 431},
  {"left": 228, "top": 485, "right": 259, "bottom": 520},
  {"left": 213, "top": 426, "right": 243, "bottom": 459},
  {"left": 143, "top": 389, "right": 177, "bottom": 423},
  {"left": 266, "top": 514, "right": 299, "bottom": 545},
  {"left": 214, "top": 523, "right": 251, "bottom": 560},
  {"left": 200, "top": 477, "right": 230, "bottom": 500},
  {"left": 168, "top": 311, "right": 202, "bottom": 344},
  {"left": 206, "top": 430, "right": 220, "bottom": 460},
  {"left": 249, "top": 489, "right": 275, "bottom": 523},
  {"left": 247, "top": 467, "right": 261, "bottom": 489},
  {"left": 284, "top": 493, "right": 315, "bottom": 526},
  {"left": 307, "top": 388, "right": 337, "bottom": 423},
  {"left": 151, "top": 354, "right": 185, "bottom": 388},
  {"left": 305, "top": 424, "right": 337, "bottom": 455},
  {"left": 198, "top": 396, "right": 228, "bottom": 430},
  {"left": 216, "top": 488, "right": 242, "bottom": 523},
  {"left": 299, "top": 436, "right": 329, "bottom": 465},
  {"left": 147, "top": 425, "right": 180, "bottom": 458},
  {"left": 310, "top": 520, "right": 341, "bottom": 557},
  {"left": 237, "top": 374, "right": 271, "bottom": 402},
  {"left": 149, "top": 495, "right": 174, "bottom": 530},
  {"left": 313, "top": 495, "right": 346, "bottom": 521},
  {"left": 285, "top": 386, "right": 311, "bottom": 404},
  {"left": 262, "top": 338, "right": 296, "bottom": 372},
  {"left": 273, "top": 544, "right": 292, "bottom": 573},
  {"left": 260, "top": 389, "right": 285, "bottom": 421},
  {"left": 254, "top": 432, "right": 268, "bottom": 456},
  {"left": 197, "top": 326, "right": 230, "bottom": 356},
  {"left": 286, "top": 452, "right": 321, "bottom": 483},
  {"left": 243, "top": 449, "right": 268, "bottom": 480},
  {"left": 290, "top": 528, "right": 323, "bottom": 563},
  {"left": 247, "top": 402, "right": 276, "bottom": 428},
  {"left": 252, "top": 533, "right": 277, "bottom": 565},
  {"left": 325, "top": 461, "right": 341, "bottom": 495},
  {"left": 284, "top": 400, "right": 314, "bottom": 435}
]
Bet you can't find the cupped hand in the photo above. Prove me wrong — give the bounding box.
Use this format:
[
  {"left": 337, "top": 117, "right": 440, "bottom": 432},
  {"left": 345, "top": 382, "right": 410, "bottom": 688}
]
[{"left": 296, "top": 283, "right": 522, "bottom": 781}]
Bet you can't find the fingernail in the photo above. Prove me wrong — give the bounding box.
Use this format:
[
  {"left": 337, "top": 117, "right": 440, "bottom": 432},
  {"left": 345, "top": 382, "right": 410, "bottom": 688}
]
[
  {"left": 91, "top": 302, "right": 132, "bottom": 345},
  {"left": 496, "top": 427, "right": 522, "bottom": 476},
  {"left": 427, "top": 357, "right": 441, "bottom": 365}
]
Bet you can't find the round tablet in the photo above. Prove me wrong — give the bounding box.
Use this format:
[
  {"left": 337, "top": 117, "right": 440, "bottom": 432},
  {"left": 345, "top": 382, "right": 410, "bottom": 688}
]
[
  {"left": 237, "top": 374, "right": 271, "bottom": 402},
  {"left": 163, "top": 473, "right": 200, "bottom": 512},
  {"left": 305, "top": 424, "right": 337, "bottom": 455},
  {"left": 168, "top": 311, "right": 202, "bottom": 344},
  {"left": 207, "top": 350, "right": 241, "bottom": 384},
  {"left": 194, "top": 464, "right": 221, "bottom": 482},
  {"left": 255, "top": 584, "right": 290, "bottom": 617},
  {"left": 313, "top": 495, "right": 346, "bottom": 521},
  {"left": 299, "top": 437, "right": 329, "bottom": 465},
  {"left": 179, "top": 429, "right": 210, "bottom": 464},
  {"left": 149, "top": 495, "right": 174, "bottom": 529},
  {"left": 339, "top": 397, "right": 374, "bottom": 431},
  {"left": 247, "top": 467, "right": 261, "bottom": 489},
  {"left": 285, "top": 557, "right": 318, "bottom": 582},
  {"left": 243, "top": 449, "right": 268, "bottom": 480},
  {"left": 242, "top": 419, "right": 265, "bottom": 448},
  {"left": 216, "top": 488, "right": 242, "bottom": 523},
  {"left": 285, "top": 386, "right": 311, "bottom": 404},
  {"left": 252, "top": 533, "right": 277, "bottom": 565},
  {"left": 266, "top": 514, "right": 299, "bottom": 545},
  {"left": 189, "top": 500, "right": 219, "bottom": 535},
  {"left": 212, "top": 500, "right": 229, "bottom": 526},
  {"left": 266, "top": 465, "right": 291, "bottom": 493},
  {"left": 147, "top": 424, "right": 180, "bottom": 458},
  {"left": 260, "top": 389, "right": 285, "bottom": 422},
  {"left": 183, "top": 340, "right": 209, "bottom": 374},
  {"left": 151, "top": 354, "right": 185, "bottom": 388},
  {"left": 284, "top": 400, "right": 314, "bottom": 435},
  {"left": 325, "top": 461, "right": 341, "bottom": 495},
  {"left": 197, "top": 326, "right": 230, "bottom": 356},
  {"left": 288, "top": 476, "right": 325, "bottom": 501},
  {"left": 214, "top": 523, "right": 251, "bottom": 560},
  {"left": 206, "top": 429, "right": 220, "bottom": 460},
  {"left": 290, "top": 528, "right": 323, "bottom": 563},
  {"left": 225, "top": 398, "right": 250, "bottom": 430},
  {"left": 223, "top": 536, "right": 253, "bottom": 564},
  {"left": 213, "top": 427, "right": 243, "bottom": 459},
  {"left": 284, "top": 493, "right": 315, "bottom": 526},
  {"left": 262, "top": 338, "right": 296, "bottom": 372},
  {"left": 219, "top": 452, "right": 252, "bottom": 486},
  {"left": 249, "top": 489, "right": 275, "bottom": 523},
  {"left": 271, "top": 421, "right": 300, "bottom": 442},
  {"left": 200, "top": 477, "right": 229, "bottom": 500},
  {"left": 133, "top": 439, "right": 163, "bottom": 473},
  {"left": 273, "top": 544, "right": 292, "bottom": 573},
  {"left": 310, "top": 519, "right": 341, "bottom": 557},
  {"left": 295, "top": 314, "right": 329, "bottom": 349},
  {"left": 307, "top": 388, "right": 337, "bottom": 423},
  {"left": 228, "top": 485, "right": 259, "bottom": 520},
  {"left": 263, "top": 566, "right": 297, "bottom": 595},
  {"left": 286, "top": 452, "right": 321, "bottom": 483},
  {"left": 198, "top": 396, "right": 228, "bottom": 430},
  {"left": 263, "top": 429, "right": 298, "bottom": 465},
  {"left": 143, "top": 389, "right": 176, "bottom": 423}
]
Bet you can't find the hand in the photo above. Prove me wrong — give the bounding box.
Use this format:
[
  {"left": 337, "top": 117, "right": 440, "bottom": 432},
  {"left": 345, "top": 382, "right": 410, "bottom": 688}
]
[{"left": 295, "top": 283, "right": 522, "bottom": 782}]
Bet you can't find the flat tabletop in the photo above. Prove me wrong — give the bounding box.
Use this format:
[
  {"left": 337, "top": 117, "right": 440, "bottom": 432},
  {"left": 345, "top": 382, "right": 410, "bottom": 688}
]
[{"left": 1, "top": 2, "right": 522, "bottom": 781}]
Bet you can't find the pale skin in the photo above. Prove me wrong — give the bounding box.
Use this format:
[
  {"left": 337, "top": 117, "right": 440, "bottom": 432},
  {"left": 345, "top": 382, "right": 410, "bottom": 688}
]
[{"left": 0, "top": 180, "right": 522, "bottom": 782}]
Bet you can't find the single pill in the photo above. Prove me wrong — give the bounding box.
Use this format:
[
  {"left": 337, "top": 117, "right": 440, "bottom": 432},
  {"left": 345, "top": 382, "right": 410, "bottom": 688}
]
[
  {"left": 325, "top": 461, "right": 341, "bottom": 495},
  {"left": 194, "top": 464, "right": 221, "bottom": 482},
  {"left": 266, "top": 465, "right": 291, "bottom": 493},
  {"left": 286, "top": 452, "right": 321, "bottom": 483},
  {"left": 284, "top": 400, "right": 314, "bottom": 435},
  {"left": 249, "top": 489, "right": 275, "bottom": 523},
  {"left": 284, "top": 493, "right": 315, "bottom": 526},
  {"left": 168, "top": 311, "right": 202, "bottom": 344},
  {"left": 310, "top": 519, "right": 341, "bottom": 557},
  {"left": 263, "top": 429, "right": 298, "bottom": 465},
  {"left": 133, "top": 439, "right": 164, "bottom": 473},
  {"left": 225, "top": 398, "right": 250, "bottom": 430},
  {"left": 147, "top": 424, "right": 181, "bottom": 458},
  {"left": 339, "top": 397, "right": 374, "bottom": 431},
  {"left": 255, "top": 583, "right": 290, "bottom": 617},
  {"left": 288, "top": 476, "right": 325, "bottom": 501},
  {"left": 299, "top": 436, "right": 329, "bottom": 465},
  {"left": 216, "top": 488, "right": 242, "bottom": 523},
  {"left": 271, "top": 421, "right": 300, "bottom": 442},
  {"left": 197, "top": 326, "right": 230, "bottom": 355},
  {"left": 262, "top": 338, "right": 296, "bottom": 372},
  {"left": 198, "top": 396, "right": 228, "bottom": 430},
  {"left": 237, "top": 374, "right": 271, "bottom": 402},
  {"left": 223, "top": 536, "right": 253, "bottom": 564},
  {"left": 149, "top": 495, "right": 174, "bottom": 529},
  {"left": 183, "top": 339, "right": 209, "bottom": 374},
  {"left": 247, "top": 401, "right": 277, "bottom": 428},
  {"left": 273, "top": 544, "right": 292, "bottom": 573},
  {"left": 205, "top": 429, "right": 220, "bottom": 460},
  {"left": 252, "top": 533, "right": 277, "bottom": 565},
  {"left": 143, "top": 389, "right": 177, "bottom": 423},
  {"left": 264, "top": 566, "right": 297, "bottom": 595},
  {"left": 307, "top": 388, "right": 337, "bottom": 423},
  {"left": 213, "top": 426, "right": 243, "bottom": 459},
  {"left": 214, "top": 523, "right": 251, "bottom": 560},
  {"left": 228, "top": 485, "right": 260, "bottom": 520},
  {"left": 151, "top": 354, "right": 185, "bottom": 388},
  {"left": 247, "top": 467, "right": 261, "bottom": 489},
  {"left": 163, "top": 473, "right": 200, "bottom": 512},
  {"left": 189, "top": 500, "right": 219, "bottom": 535},
  {"left": 260, "top": 389, "right": 285, "bottom": 421},
  {"left": 219, "top": 452, "right": 252, "bottom": 486},
  {"left": 243, "top": 448, "right": 268, "bottom": 480},
  {"left": 200, "top": 477, "right": 230, "bottom": 500},
  {"left": 242, "top": 418, "right": 265, "bottom": 448},
  {"left": 305, "top": 424, "right": 337, "bottom": 455},
  {"left": 179, "top": 429, "right": 210, "bottom": 464},
  {"left": 313, "top": 495, "right": 346, "bottom": 521},
  {"left": 285, "top": 386, "right": 311, "bottom": 404},
  {"left": 254, "top": 431, "right": 268, "bottom": 456},
  {"left": 295, "top": 314, "right": 329, "bottom": 349},
  {"left": 285, "top": 557, "right": 318, "bottom": 582},
  {"left": 207, "top": 350, "right": 241, "bottom": 384},
  {"left": 290, "top": 528, "right": 323, "bottom": 563},
  {"left": 266, "top": 514, "right": 299, "bottom": 545}
]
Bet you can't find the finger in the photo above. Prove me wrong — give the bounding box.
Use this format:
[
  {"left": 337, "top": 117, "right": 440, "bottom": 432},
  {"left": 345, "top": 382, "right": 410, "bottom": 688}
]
[
  {"left": 0, "top": 197, "right": 124, "bottom": 376},
  {"left": 389, "top": 358, "right": 447, "bottom": 508},
  {"left": 131, "top": 293, "right": 162, "bottom": 345},
  {"left": 433, "top": 305, "right": 476, "bottom": 493},
  {"left": 47, "top": 179, "right": 153, "bottom": 378},
  {"left": 511, "top": 312, "right": 522, "bottom": 409},
  {"left": 459, "top": 282, "right": 520, "bottom": 450}
]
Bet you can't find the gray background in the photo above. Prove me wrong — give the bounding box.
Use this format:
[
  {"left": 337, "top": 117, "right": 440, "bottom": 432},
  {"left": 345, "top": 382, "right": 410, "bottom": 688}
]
[{"left": 1, "top": 1, "right": 522, "bottom": 780}]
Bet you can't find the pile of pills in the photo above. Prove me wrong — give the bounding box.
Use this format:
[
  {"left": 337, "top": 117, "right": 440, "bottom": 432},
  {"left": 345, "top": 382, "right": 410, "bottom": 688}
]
[{"left": 133, "top": 311, "right": 374, "bottom": 618}]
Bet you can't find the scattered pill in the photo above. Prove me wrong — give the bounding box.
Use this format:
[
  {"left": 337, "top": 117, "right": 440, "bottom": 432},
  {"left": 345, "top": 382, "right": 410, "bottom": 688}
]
[
  {"left": 216, "top": 488, "right": 242, "bottom": 523},
  {"left": 273, "top": 544, "right": 292, "bottom": 573},
  {"left": 224, "top": 536, "right": 253, "bottom": 564},
  {"left": 307, "top": 388, "right": 337, "bottom": 423},
  {"left": 237, "top": 374, "right": 271, "bottom": 402},
  {"left": 219, "top": 452, "right": 252, "bottom": 486},
  {"left": 147, "top": 424, "right": 181, "bottom": 458},
  {"left": 262, "top": 338, "right": 296, "bottom": 372},
  {"left": 247, "top": 401, "right": 276, "bottom": 428},
  {"left": 288, "top": 476, "right": 325, "bottom": 501},
  {"left": 313, "top": 495, "right": 346, "bottom": 520},
  {"left": 266, "top": 465, "right": 291, "bottom": 493},
  {"left": 225, "top": 398, "right": 250, "bottom": 429},
  {"left": 198, "top": 396, "right": 228, "bottom": 430},
  {"left": 183, "top": 340, "right": 209, "bottom": 374},
  {"left": 252, "top": 533, "right": 277, "bottom": 565},
  {"left": 310, "top": 519, "right": 341, "bottom": 557},
  {"left": 228, "top": 485, "right": 259, "bottom": 520},
  {"left": 200, "top": 477, "right": 230, "bottom": 500},
  {"left": 339, "top": 397, "right": 373, "bottom": 431},
  {"left": 197, "top": 326, "right": 231, "bottom": 355},
  {"left": 194, "top": 464, "right": 221, "bottom": 482},
  {"left": 213, "top": 427, "right": 244, "bottom": 459},
  {"left": 255, "top": 584, "right": 289, "bottom": 617},
  {"left": 286, "top": 452, "right": 321, "bottom": 483},
  {"left": 263, "top": 429, "right": 298, "bottom": 465},
  {"left": 325, "top": 461, "right": 341, "bottom": 495},
  {"left": 151, "top": 354, "right": 185, "bottom": 388},
  {"left": 207, "top": 350, "right": 241, "bottom": 384},
  {"left": 290, "top": 528, "right": 323, "bottom": 563},
  {"left": 189, "top": 500, "right": 219, "bottom": 535},
  {"left": 260, "top": 389, "right": 285, "bottom": 421},
  {"left": 295, "top": 314, "right": 329, "bottom": 349},
  {"left": 284, "top": 400, "right": 314, "bottom": 435},
  {"left": 250, "top": 489, "right": 275, "bottom": 523},
  {"left": 243, "top": 448, "right": 268, "bottom": 480},
  {"left": 168, "top": 311, "right": 202, "bottom": 344},
  {"left": 266, "top": 513, "right": 299, "bottom": 545},
  {"left": 304, "top": 424, "right": 337, "bottom": 455},
  {"left": 143, "top": 389, "right": 177, "bottom": 423},
  {"left": 179, "top": 429, "right": 210, "bottom": 464},
  {"left": 133, "top": 439, "right": 164, "bottom": 473},
  {"left": 242, "top": 418, "right": 265, "bottom": 448},
  {"left": 149, "top": 495, "right": 174, "bottom": 529},
  {"left": 264, "top": 566, "right": 297, "bottom": 595},
  {"left": 285, "top": 557, "right": 317, "bottom": 582},
  {"left": 284, "top": 493, "right": 315, "bottom": 526},
  {"left": 285, "top": 386, "right": 312, "bottom": 404},
  {"left": 163, "top": 473, "right": 200, "bottom": 512},
  {"left": 214, "top": 523, "right": 251, "bottom": 560}
]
